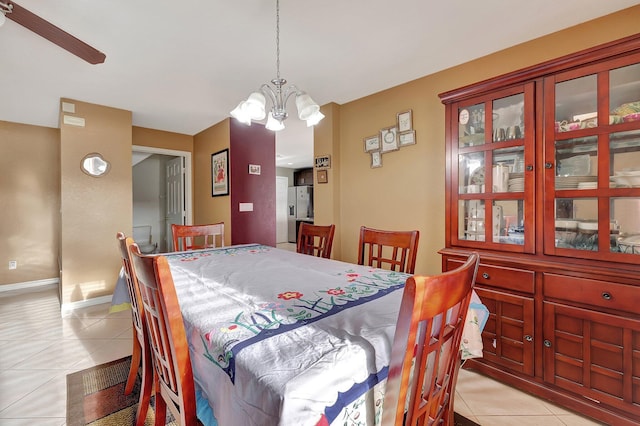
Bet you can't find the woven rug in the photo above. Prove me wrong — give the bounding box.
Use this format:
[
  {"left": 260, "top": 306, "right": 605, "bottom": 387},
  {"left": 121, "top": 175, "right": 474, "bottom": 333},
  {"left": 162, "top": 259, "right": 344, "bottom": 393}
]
[
  {"left": 66, "top": 355, "right": 176, "bottom": 426},
  {"left": 67, "top": 356, "right": 480, "bottom": 426}
]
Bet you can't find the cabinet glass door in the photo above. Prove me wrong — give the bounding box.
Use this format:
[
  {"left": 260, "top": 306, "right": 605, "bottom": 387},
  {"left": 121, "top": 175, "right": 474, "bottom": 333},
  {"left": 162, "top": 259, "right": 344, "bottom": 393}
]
[
  {"left": 453, "top": 84, "right": 534, "bottom": 252},
  {"left": 545, "top": 59, "right": 640, "bottom": 260}
]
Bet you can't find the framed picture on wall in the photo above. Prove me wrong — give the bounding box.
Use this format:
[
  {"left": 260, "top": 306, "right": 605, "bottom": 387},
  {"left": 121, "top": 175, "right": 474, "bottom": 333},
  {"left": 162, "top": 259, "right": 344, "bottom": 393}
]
[
  {"left": 371, "top": 151, "right": 382, "bottom": 168},
  {"left": 364, "top": 135, "right": 380, "bottom": 152},
  {"left": 380, "top": 127, "right": 399, "bottom": 153},
  {"left": 317, "top": 169, "right": 328, "bottom": 184},
  {"left": 211, "top": 149, "right": 229, "bottom": 197},
  {"left": 315, "top": 155, "right": 331, "bottom": 169},
  {"left": 397, "top": 109, "right": 413, "bottom": 132},
  {"left": 399, "top": 130, "right": 416, "bottom": 147},
  {"left": 248, "top": 164, "right": 261, "bottom": 175}
]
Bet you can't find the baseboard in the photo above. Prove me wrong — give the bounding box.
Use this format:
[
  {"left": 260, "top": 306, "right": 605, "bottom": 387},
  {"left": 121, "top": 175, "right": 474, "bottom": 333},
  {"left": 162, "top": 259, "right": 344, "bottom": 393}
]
[
  {"left": 0, "top": 277, "right": 59, "bottom": 292},
  {"left": 61, "top": 295, "right": 114, "bottom": 317},
  {"left": 0, "top": 278, "right": 114, "bottom": 317}
]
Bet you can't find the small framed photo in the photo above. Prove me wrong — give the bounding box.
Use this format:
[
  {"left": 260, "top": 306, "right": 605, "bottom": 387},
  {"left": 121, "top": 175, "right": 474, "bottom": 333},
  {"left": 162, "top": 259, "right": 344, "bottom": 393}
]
[
  {"left": 364, "top": 135, "right": 380, "bottom": 152},
  {"left": 211, "top": 148, "right": 229, "bottom": 197},
  {"left": 399, "top": 130, "right": 416, "bottom": 147},
  {"left": 380, "top": 127, "right": 399, "bottom": 153},
  {"left": 315, "top": 155, "right": 331, "bottom": 169},
  {"left": 248, "top": 164, "right": 261, "bottom": 175},
  {"left": 397, "top": 110, "right": 413, "bottom": 132},
  {"left": 317, "top": 169, "right": 328, "bottom": 184},
  {"left": 371, "top": 151, "right": 382, "bottom": 168}
]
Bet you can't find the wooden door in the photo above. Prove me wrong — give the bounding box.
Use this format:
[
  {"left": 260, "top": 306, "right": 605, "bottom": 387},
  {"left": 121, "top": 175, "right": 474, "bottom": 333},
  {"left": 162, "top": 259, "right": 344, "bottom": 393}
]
[
  {"left": 476, "top": 287, "right": 535, "bottom": 376},
  {"left": 543, "top": 301, "right": 640, "bottom": 417},
  {"left": 165, "top": 157, "right": 184, "bottom": 250}
]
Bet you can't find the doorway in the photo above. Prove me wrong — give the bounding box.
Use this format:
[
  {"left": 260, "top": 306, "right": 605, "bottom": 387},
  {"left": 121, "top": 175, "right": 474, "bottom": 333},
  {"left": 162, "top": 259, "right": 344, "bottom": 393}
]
[{"left": 132, "top": 146, "right": 192, "bottom": 252}]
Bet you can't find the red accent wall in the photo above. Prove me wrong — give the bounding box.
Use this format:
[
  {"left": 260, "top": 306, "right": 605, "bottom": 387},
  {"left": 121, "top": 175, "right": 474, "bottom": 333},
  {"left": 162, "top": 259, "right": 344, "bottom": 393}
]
[{"left": 230, "top": 120, "right": 276, "bottom": 246}]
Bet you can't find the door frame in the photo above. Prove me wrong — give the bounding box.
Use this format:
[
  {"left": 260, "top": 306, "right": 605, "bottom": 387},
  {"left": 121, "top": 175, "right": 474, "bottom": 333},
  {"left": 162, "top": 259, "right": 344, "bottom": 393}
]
[{"left": 132, "top": 145, "right": 193, "bottom": 225}]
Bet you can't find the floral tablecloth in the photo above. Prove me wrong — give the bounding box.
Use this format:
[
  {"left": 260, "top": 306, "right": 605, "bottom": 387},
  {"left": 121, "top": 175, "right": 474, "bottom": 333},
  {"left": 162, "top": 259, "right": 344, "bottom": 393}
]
[{"left": 112, "top": 244, "right": 487, "bottom": 425}]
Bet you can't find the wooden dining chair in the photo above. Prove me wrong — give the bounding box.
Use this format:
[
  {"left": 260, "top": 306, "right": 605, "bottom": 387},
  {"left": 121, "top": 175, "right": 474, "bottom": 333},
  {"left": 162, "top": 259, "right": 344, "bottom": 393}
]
[
  {"left": 171, "top": 222, "right": 224, "bottom": 251},
  {"left": 381, "top": 253, "right": 479, "bottom": 426},
  {"left": 357, "top": 226, "right": 420, "bottom": 274},
  {"left": 296, "top": 223, "right": 336, "bottom": 258},
  {"left": 116, "top": 232, "right": 152, "bottom": 426},
  {"left": 129, "top": 243, "right": 203, "bottom": 426}
]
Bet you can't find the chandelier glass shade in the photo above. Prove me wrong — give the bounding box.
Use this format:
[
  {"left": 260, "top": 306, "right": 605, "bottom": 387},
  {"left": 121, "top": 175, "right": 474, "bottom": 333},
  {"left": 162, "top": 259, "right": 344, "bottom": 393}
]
[
  {"left": 0, "top": 2, "right": 12, "bottom": 27},
  {"left": 230, "top": 0, "right": 324, "bottom": 131}
]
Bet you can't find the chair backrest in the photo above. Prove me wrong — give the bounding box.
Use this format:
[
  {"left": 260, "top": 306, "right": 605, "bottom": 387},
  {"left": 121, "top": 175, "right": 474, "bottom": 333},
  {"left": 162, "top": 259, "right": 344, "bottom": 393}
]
[
  {"left": 171, "top": 222, "right": 224, "bottom": 251},
  {"left": 382, "top": 253, "right": 479, "bottom": 426},
  {"left": 116, "top": 232, "right": 147, "bottom": 346},
  {"left": 357, "top": 226, "right": 420, "bottom": 274},
  {"left": 129, "top": 243, "right": 200, "bottom": 425},
  {"left": 296, "top": 223, "right": 335, "bottom": 258}
]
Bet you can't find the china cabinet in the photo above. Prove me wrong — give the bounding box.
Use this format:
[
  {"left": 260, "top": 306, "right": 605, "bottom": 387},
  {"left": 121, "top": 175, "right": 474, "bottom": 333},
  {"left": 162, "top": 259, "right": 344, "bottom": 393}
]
[{"left": 440, "top": 34, "right": 640, "bottom": 425}]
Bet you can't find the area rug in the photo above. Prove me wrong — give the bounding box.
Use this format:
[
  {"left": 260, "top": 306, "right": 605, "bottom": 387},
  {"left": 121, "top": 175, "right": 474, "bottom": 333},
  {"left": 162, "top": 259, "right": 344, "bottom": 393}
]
[
  {"left": 67, "top": 356, "right": 480, "bottom": 426},
  {"left": 66, "top": 355, "right": 176, "bottom": 426}
]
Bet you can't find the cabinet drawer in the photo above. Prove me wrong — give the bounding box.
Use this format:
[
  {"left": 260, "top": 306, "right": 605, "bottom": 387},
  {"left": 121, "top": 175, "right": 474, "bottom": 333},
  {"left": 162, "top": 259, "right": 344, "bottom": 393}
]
[
  {"left": 544, "top": 273, "right": 639, "bottom": 314},
  {"left": 446, "top": 259, "right": 534, "bottom": 293}
]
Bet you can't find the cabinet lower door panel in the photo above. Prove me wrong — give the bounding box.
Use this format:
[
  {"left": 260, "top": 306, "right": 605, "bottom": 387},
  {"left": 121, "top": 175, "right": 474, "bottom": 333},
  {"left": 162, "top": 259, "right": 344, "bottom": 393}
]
[
  {"left": 475, "top": 287, "right": 534, "bottom": 376},
  {"left": 544, "top": 301, "right": 640, "bottom": 415}
]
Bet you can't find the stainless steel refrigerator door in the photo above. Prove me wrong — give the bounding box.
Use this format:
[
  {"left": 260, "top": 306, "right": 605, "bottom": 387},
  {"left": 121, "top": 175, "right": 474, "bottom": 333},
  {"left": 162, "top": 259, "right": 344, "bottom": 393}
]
[{"left": 296, "top": 186, "right": 313, "bottom": 219}]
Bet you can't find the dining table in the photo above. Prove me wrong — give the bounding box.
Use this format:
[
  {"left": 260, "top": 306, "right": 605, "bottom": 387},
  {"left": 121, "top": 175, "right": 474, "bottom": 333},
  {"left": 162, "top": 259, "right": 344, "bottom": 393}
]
[{"left": 111, "top": 244, "right": 488, "bottom": 426}]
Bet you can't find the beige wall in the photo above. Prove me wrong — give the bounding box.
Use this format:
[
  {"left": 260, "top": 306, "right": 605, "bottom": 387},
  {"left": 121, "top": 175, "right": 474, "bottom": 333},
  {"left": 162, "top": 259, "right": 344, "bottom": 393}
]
[
  {"left": 313, "top": 103, "right": 342, "bottom": 259},
  {"left": 0, "top": 121, "right": 60, "bottom": 285},
  {"left": 321, "top": 6, "right": 640, "bottom": 275},
  {"left": 59, "top": 99, "right": 132, "bottom": 304},
  {"left": 193, "top": 119, "right": 232, "bottom": 246},
  {"left": 132, "top": 126, "right": 194, "bottom": 152}
]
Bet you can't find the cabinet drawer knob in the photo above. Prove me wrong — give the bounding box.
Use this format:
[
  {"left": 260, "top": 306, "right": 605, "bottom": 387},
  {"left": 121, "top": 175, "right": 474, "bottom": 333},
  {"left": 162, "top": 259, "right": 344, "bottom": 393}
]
[
  {"left": 524, "top": 335, "right": 533, "bottom": 342},
  {"left": 482, "top": 272, "right": 490, "bottom": 279},
  {"left": 545, "top": 162, "right": 554, "bottom": 169},
  {"left": 526, "top": 164, "right": 533, "bottom": 172},
  {"left": 602, "top": 292, "right": 612, "bottom": 300},
  {"left": 543, "top": 339, "right": 552, "bottom": 348}
]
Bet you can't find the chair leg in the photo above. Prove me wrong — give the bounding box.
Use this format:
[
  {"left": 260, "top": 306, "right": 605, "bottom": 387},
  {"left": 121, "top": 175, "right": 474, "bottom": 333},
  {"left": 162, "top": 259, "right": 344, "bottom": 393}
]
[
  {"left": 154, "top": 385, "right": 167, "bottom": 426},
  {"left": 134, "top": 348, "right": 153, "bottom": 426},
  {"left": 125, "top": 329, "right": 141, "bottom": 395}
]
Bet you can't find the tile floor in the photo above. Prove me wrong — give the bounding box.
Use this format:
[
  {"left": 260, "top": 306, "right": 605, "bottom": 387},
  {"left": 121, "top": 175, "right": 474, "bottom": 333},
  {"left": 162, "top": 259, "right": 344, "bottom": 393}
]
[{"left": 0, "top": 284, "right": 604, "bottom": 425}]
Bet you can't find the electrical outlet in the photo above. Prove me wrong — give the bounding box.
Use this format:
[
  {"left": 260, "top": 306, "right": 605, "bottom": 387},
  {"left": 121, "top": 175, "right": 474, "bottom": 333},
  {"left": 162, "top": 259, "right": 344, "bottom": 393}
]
[{"left": 8, "top": 260, "right": 17, "bottom": 270}]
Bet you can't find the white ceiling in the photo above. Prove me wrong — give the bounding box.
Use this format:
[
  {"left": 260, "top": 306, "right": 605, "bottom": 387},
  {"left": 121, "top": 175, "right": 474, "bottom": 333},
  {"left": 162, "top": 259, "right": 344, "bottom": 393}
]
[{"left": 1, "top": 1, "right": 638, "bottom": 169}]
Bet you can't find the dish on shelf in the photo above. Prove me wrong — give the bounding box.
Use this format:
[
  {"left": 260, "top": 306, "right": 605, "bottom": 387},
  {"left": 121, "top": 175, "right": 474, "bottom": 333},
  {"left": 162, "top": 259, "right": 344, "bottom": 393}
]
[
  {"left": 609, "top": 114, "right": 624, "bottom": 124},
  {"left": 577, "top": 182, "right": 597, "bottom": 189},
  {"left": 555, "top": 219, "right": 578, "bottom": 230},
  {"left": 623, "top": 112, "right": 640, "bottom": 122},
  {"left": 612, "top": 101, "right": 640, "bottom": 117},
  {"left": 611, "top": 169, "right": 640, "bottom": 187},
  {"left": 508, "top": 176, "right": 524, "bottom": 192},
  {"left": 555, "top": 175, "right": 597, "bottom": 189},
  {"left": 578, "top": 220, "right": 598, "bottom": 232},
  {"left": 618, "top": 234, "right": 640, "bottom": 254},
  {"left": 558, "top": 154, "right": 590, "bottom": 176},
  {"left": 575, "top": 220, "right": 619, "bottom": 233}
]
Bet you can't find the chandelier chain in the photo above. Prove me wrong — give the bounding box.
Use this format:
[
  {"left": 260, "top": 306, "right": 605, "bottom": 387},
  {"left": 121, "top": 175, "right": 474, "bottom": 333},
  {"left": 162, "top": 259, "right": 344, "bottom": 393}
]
[
  {"left": 275, "top": 0, "right": 280, "bottom": 81},
  {"left": 230, "top": 0, "right": 323, "bottom": 130}
]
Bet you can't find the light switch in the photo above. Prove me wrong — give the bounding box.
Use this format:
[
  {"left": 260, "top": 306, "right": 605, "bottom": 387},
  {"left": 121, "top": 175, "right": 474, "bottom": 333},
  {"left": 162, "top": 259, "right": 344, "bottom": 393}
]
[{"left": 239, "top": 203, "right": 253, "bottom": 212}]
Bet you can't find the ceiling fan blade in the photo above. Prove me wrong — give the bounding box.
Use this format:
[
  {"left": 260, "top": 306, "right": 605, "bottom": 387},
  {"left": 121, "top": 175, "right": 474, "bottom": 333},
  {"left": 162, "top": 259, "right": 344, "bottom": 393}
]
[{"left": 6, "top": 1, "right": 106, "bottom": 64}]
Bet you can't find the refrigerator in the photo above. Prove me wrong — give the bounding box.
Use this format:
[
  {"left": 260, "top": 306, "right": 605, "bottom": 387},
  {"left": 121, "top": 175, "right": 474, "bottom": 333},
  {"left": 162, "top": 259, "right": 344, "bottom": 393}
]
[{"left": 287, "top": 186, "right": 314, "bottom": 243}]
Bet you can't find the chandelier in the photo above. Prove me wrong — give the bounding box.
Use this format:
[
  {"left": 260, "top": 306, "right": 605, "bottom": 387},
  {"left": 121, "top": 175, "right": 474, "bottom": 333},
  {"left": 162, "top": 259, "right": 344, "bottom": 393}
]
[{"left": 230, "top": 0, "right": 324, "bottom": 131}]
